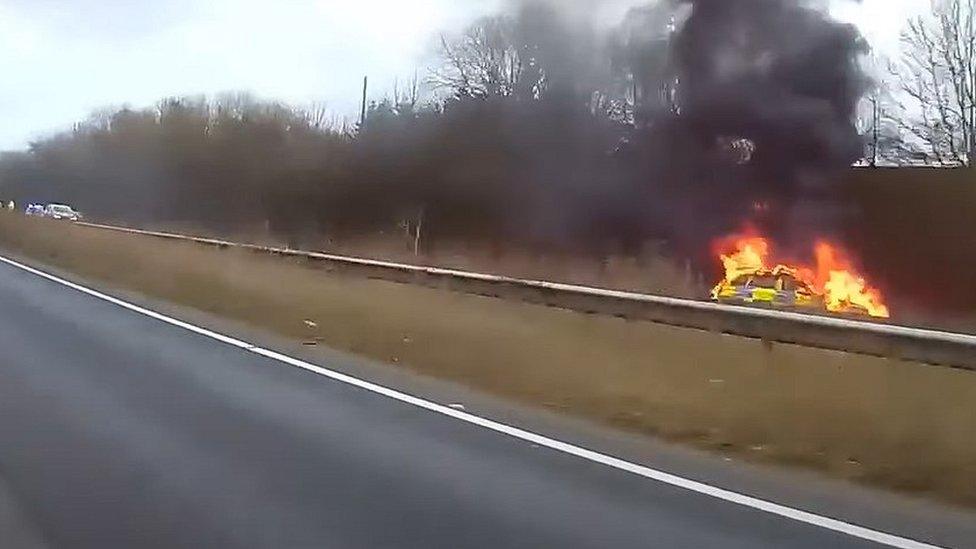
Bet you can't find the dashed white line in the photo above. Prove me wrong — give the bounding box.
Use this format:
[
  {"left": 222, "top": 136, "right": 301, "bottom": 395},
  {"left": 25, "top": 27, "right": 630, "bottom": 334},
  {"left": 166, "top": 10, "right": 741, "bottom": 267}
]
[{"left": 0, "top": 254, "right": 947, "bottom": 549}]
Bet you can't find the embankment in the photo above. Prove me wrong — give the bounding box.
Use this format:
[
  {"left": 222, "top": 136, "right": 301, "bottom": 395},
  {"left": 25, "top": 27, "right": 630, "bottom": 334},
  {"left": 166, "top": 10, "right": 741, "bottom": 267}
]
[{"left": 0, "top": 214, "right": 973, "bottom": 506}]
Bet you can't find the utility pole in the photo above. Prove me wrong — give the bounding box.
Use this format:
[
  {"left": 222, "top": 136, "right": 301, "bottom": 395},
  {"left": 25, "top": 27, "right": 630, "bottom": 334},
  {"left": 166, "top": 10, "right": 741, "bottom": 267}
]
[
  {"left": 631, "top": 77, "right": 638, "bottom": 125},
  {"left": 664, "top": 14, "right": 679, "bottom": 116},
  {"left": 871, "top": 94, "right": 880, "bottom": 167},
  {"left": 360, "top": 76, "right": 368, "bottom": 129}
]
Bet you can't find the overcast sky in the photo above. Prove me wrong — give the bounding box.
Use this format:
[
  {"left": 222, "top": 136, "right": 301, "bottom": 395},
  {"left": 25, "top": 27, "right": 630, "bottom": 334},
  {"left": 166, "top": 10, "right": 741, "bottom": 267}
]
[{"left": 0, "top": 0, "right": 927, "bottom": 151}]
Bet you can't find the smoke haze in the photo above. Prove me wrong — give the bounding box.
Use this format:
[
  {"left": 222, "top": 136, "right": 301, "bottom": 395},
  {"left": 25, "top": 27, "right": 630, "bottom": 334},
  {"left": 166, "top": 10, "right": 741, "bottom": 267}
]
[{"left": 0, "top": 0, "right": 872, "bottom": 271}]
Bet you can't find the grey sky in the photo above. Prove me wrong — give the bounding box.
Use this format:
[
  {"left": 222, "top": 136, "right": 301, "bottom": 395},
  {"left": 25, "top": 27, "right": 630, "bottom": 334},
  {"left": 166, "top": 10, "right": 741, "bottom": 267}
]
[{"left": 0, "top": 0, "right": 926, "bottom": 151}]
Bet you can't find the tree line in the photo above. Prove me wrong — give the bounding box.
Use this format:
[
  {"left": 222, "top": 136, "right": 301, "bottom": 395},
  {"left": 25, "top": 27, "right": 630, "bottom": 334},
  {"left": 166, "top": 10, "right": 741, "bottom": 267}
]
[
  {"left": 0, "top": 2, "right": 680, "bottom": 257},
  {"left": 0, "top": 0, "right": 972, "bottom": 265},
  {"left": 868, "top": 0, "right": 976, "bottom": 166}
]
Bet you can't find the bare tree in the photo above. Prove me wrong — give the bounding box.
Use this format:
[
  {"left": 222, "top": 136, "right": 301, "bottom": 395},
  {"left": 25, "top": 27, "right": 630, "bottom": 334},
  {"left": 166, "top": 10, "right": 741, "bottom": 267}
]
[
  {"left": 297, "top": 102, "right": 332, "bottom": 131},
  {"left": 609, "top": 3, "right": 684, "bottom": 124},
  {"left": 429, "top": 15, "right": 541, "bottom": 101},
  {"left": 894, "top": 0, "right": 976, "bottom": 166},
  {"left": 854, "top": 55, "right": 919, "bottom": 165},
  {"left": 392, "top": 72, "right": 421, "bottom": 114}
]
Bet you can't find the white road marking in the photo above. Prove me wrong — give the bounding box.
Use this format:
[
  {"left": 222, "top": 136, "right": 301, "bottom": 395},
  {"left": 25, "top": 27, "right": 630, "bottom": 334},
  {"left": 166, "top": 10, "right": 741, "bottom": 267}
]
[{"left": 0, "top": 254, "right": 946, "bottom": 549}]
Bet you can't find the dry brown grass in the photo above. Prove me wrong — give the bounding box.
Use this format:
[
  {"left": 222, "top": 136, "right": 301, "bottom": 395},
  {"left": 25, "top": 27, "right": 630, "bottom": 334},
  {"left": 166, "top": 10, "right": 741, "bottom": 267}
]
[
  {"left": 143, "top": 220, "right": 702, "bottom": 299},
  {"left": 139, "top": 219, "right": 976, "bottom": 334},
  {"left": 1, "top": 214, "right": 974, "bottom": 506}
]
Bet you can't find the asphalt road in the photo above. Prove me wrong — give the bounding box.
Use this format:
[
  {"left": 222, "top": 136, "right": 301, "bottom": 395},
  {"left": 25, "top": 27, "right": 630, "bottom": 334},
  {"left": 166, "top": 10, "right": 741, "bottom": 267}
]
[{"left": 0, "top": 256, "right": 966, "bottom": 549}]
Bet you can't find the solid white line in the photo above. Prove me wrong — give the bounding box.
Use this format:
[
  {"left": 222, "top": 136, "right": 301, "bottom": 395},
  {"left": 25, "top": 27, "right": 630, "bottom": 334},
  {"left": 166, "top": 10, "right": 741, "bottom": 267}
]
[{"left": 0, "top": 254, "right": 946, "bottom": 549}]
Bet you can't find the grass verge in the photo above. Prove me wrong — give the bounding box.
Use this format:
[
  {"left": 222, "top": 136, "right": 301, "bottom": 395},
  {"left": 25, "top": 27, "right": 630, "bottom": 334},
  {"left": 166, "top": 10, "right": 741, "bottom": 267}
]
[{"left": 1, "top": 214, "right": 974, "bottom": 506}]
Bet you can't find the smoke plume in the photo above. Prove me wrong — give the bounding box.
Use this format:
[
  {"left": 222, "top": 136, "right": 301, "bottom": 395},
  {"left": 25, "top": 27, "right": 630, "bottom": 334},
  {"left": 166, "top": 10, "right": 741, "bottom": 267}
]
[
  {"left": 660, "top": 0, "right": 869, "bottom": 252},
  {"left": 0, "top": 0, "right": 873, "bottom": 274}
]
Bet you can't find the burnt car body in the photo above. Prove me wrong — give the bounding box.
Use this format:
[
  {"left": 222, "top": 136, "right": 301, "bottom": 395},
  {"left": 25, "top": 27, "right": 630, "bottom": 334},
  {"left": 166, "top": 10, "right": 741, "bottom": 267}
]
[{"left": 712, "top": 268, "right": 822, "bottom": 310}]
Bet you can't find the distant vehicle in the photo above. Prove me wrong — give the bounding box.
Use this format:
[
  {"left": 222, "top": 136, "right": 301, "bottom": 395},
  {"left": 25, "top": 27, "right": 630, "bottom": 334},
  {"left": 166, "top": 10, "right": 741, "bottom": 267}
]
[
  {"left": 43, "top": 203, "right": 82, "bottom": 221},
  {"left": 712, "top": 268, "right": 822, "bottom": 310},
  {"left": 25, "top": 204, "right": 45, "bottom": 216}
]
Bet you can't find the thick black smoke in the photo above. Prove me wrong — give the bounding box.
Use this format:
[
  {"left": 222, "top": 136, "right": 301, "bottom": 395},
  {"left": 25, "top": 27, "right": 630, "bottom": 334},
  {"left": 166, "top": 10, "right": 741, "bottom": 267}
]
[
  {"left": 0, "top": 0, "right": 872, "bottom": 277},
  {"left": 655, "top": 0, "right": 869, "bottom": 254}
]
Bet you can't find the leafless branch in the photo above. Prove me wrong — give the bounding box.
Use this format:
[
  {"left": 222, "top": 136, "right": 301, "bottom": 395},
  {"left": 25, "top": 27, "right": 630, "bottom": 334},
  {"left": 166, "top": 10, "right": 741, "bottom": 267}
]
[{"left": 892, "top": 0, "right": 976, "bottom": 166}]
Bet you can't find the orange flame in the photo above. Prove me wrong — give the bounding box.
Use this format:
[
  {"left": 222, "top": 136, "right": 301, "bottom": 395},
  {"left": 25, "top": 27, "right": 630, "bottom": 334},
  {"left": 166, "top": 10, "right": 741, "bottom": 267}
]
[
  {"left": 713, "top": 230, "right": 890, "bottom": 318},
  {"left": 814, "top": 242, "right": 890, "bottom": 318}
]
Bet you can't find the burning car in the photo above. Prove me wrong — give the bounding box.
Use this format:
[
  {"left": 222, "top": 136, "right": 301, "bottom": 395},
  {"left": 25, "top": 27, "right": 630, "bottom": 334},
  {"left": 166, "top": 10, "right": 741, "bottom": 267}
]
[
  {"left": 711, "top": 266, "right": 821, "bottom": 310},
  {"left": 710, "top": 231, "right": 890, "bottom": 318}
]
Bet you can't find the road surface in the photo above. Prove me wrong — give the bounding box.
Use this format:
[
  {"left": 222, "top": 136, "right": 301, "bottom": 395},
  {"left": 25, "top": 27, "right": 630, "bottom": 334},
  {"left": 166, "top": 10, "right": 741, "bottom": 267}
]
[{"left": 0, "top": 255, "right": 968, "bottom": 548}]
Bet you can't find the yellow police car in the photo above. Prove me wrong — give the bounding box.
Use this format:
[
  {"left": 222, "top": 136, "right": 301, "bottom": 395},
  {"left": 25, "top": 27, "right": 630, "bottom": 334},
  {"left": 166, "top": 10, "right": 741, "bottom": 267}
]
[{"left": 712, "top": 268, "right": 821, "bottom": 309}]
